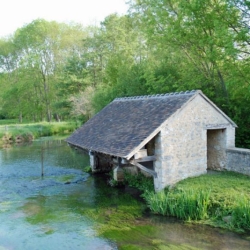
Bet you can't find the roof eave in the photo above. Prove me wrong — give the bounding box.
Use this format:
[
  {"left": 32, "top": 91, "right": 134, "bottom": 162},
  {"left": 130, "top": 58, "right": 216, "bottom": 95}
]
[
  {"left": 124, "top": 127, "right": 162, "bottom": 160},
  {"left": 124, "top": 91, "right": 200, "bottom": 160}
]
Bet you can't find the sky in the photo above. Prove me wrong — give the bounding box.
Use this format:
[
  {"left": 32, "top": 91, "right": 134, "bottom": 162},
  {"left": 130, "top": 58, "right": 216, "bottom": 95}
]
[{"left": 0, "top": 0, "right": 129, "bottom": 38}]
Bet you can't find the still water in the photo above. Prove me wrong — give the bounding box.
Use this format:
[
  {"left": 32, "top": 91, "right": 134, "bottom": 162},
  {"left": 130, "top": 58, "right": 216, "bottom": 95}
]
[{"left": 0, "top": 138, "right": 249, "bottom": 250}]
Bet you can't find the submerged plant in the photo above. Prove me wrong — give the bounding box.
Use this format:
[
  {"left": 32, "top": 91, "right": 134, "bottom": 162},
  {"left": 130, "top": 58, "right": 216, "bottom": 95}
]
[{"left": 83, "top": 166, "right": 92, "bottom": 173}]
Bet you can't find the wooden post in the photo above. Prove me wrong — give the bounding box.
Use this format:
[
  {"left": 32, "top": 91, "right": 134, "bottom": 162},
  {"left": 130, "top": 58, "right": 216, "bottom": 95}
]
[
  {"left": 130, "top": 160, "right": 157, "bottom": 178},
  {"left": 41, "top": 146, "right": 44, "bottom": 177}
]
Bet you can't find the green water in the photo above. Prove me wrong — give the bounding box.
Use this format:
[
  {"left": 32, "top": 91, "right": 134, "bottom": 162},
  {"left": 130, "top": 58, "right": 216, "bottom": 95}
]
[{"left": 0, "top": 138, "right": 249, "bottom": 249}]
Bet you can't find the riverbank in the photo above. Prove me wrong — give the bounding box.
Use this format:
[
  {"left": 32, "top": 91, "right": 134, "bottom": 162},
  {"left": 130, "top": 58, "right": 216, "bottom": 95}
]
[
  {"left": 123, "top": 171, "right": 250, "bottom": 233},
  {"left": 0, "top": 121, "right": 81, "bottom": 146}
]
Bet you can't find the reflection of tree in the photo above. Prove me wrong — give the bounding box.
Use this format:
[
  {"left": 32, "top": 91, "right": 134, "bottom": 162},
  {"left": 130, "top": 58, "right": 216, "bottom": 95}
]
[{"left": 0, "top": 140, "right": 89, "bottom": 181}]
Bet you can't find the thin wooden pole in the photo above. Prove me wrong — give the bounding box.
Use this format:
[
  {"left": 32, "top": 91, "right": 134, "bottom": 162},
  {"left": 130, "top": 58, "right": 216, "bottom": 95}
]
[{"left": 41, "top": 146, "right": 44, "bottom": 177}]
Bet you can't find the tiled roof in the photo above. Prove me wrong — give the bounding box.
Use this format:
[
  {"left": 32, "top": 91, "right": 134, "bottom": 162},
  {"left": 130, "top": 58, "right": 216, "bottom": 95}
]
[{"left": 66, "top": 90, "right": 198, "bottom": 158}]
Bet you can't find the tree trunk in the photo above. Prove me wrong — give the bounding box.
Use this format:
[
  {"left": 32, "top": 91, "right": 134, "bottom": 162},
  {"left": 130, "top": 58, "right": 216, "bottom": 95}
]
[
  {"left": 217, "top": 69, "right": 230, "bottom": 108},
  {"left": 19, "top": 112, "right": 22, "bottom": 123},
  {"left": 55, "top": 113, "right": 60, "bottom": 122}
]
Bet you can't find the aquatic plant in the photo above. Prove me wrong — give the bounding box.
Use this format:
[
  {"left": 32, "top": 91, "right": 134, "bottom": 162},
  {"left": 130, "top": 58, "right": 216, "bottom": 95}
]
[
  {"left": 147, "top": 171, "right": 250, "bottom": 231},
  {"left": 117, "top": 169, "right": 250, "bottom": 231},
  {"left": 143, "top": 188, "right": 211, "bottom": 220},
  {"left": 83, "top": 166, "right": 92, "bottom": 173},
  {"left": 231, "top": 195, "right": 250, "bottom": 230}
]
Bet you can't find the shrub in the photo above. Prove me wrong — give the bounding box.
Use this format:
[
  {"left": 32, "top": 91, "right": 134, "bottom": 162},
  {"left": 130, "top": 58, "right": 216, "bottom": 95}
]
[{"left": 123, "top": 171, "right": 154, "bottom": 193}]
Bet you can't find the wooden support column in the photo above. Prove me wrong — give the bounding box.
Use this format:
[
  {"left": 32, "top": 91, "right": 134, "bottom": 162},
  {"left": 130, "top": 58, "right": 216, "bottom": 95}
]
[{"left": 130, "top": 159, "right": 157, "bottom": 178}]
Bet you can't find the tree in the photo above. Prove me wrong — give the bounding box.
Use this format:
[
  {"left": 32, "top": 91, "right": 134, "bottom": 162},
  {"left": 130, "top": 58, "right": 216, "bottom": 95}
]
[
  {"left": 0, "top": 19, "right": 87, "bottom": 122},
  {"left": 128, "top": 0, "right": 250, "bottom": 147}
]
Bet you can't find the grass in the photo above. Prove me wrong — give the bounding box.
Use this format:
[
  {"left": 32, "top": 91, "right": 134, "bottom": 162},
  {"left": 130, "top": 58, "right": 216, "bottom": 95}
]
[
  {"left": 143, "top": 188, "right": 210, "bottom": 221},
  {"left": 174, "top": 171, "right": 250, "bottom": 222},
  {"left": 0, "top": 121, "right": 81, "bottom": 144},
  {"left": 124, "top": 170, "right": 250, "bottom": 232},
  {"left": 0, "top": 119, "right": 29, "bottom": 125}
]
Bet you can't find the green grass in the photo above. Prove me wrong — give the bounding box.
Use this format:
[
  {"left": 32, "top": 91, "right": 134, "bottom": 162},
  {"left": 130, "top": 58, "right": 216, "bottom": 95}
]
[
  {"left": 143, "top": 171, "right": 250, "bottom": 232},
  {"left": 175, "top": 171, "right": 250, "bottom": 215},
  {"left": 0, "top": 119, "right": 29, "bottom": 125},
  {"left": 0, "top": 121, "right": 80, "bottom": 143},
  {"left": 143, "top": 188, "right": 210, "bottom": 221}
]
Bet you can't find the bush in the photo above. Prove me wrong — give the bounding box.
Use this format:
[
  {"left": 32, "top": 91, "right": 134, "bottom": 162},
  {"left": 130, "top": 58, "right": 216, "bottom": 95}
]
[{"left": 123, "top": 171, "right": 154, "bottom": 193}]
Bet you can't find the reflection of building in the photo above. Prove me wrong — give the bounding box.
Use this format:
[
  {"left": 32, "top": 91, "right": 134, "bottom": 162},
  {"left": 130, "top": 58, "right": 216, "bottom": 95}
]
[{"left": 67, "top": 90, "right": 250, "bottom": 191}]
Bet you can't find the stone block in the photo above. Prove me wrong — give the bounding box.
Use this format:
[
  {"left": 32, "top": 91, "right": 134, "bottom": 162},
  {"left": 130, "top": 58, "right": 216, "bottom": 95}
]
[{"left": 134, "top": 149, "right": 147, "bottom": 159}]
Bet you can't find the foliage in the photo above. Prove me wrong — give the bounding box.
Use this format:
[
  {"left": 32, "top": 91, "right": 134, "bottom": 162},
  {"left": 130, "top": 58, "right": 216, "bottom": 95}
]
[
  {"left": 122, "top": 170, "right": 250, "bottom": 231},
  {"left": 68, "top": 86, "right": 95, "bottom": 119},
  {"left": 0, "top": 19, "right": 87, "bottom": 122},
  {"left": 118, "top": 170, "right": 250, "bottom": 231},
  {"left": 83, "top": 166, "right": 92, "bottom": 173},
  {"left": 144, "top": 188, "right": 211, "bottom": 220},
  {"left": 231, "top": 195, "right": 250, "bottom": 230},
  {"left": 0, "top": 1, "right": 250, "bottom": 146},
  {"left": 123, "top": 171, "right": 155, "bottom": 193},
  {"left": 127, "top": 0, "right": 250, "bottom": 148},
  {"left": 0, "top": 119, "right": 29, "bottom": 125},
  {"left": 0, "top": 121, "right": 79, "bottom": 144},
  {"left": 144, "top": 171, "right": 250, "bottom": 231}
]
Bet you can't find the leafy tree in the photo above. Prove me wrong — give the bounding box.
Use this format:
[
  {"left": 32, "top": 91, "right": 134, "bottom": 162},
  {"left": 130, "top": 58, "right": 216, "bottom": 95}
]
[
  {"left": 128, "top": 0, "right": 250, "bottom": 147},
  {"left": 0, "top": 19, "right": 87, "bottom": 122}
]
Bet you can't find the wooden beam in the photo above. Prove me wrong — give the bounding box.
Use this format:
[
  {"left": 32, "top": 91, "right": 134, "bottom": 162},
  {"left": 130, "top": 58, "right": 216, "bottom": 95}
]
[
  {"left": 134, "top": 155, "right": 156, "bottom": 163},
  {"left": 130, "top": 160, "right": 157, "bottom": 178}
]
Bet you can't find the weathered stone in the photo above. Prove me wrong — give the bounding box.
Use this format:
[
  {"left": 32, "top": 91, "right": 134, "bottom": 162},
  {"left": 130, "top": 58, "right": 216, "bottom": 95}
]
[
  {"left": 226, "top": 148, "right": 250, "bottom": 175},
  {"left": 153, "top": 94, "right": 236, "bottom": 191},
  {"left": 113, "top": 166, "right": 124, "bottom": 182}
]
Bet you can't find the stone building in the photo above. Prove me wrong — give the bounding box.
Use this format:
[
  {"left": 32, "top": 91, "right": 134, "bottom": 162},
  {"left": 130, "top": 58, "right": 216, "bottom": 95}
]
[{"left": 66, "top": 90, "right": 239, "bottom": 191}]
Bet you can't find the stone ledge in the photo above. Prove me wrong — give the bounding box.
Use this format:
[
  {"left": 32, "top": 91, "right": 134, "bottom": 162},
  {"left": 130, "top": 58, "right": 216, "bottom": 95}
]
[{"left": 226, "top": 147, "right": 250, "bottom": 155}]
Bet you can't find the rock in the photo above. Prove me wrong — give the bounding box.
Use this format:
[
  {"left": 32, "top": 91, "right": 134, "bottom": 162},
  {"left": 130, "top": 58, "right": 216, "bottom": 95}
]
[{"left": 222, "top": 215, "right": 232, "bottom": 224}]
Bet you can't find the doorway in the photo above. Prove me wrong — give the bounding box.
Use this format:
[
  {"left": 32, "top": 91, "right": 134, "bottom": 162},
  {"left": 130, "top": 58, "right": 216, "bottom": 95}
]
[{"left": 207, "top": 129, "right": 226, "bottom": 170}]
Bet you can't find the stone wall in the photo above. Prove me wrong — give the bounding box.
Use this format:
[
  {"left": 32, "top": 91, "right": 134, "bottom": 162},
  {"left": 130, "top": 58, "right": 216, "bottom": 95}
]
[
  {"left": 153, "top": 94, "right": 236, "bottom": 191},
  {"left": 90, "top": 152, "right": 113, "bottom": 172},
  {"left": 226, "top": 147, "right": 250, "bottom": 175}
]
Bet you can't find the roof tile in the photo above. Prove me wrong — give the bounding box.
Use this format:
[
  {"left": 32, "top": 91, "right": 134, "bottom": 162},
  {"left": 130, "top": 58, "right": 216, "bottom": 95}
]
[{"left": 66, "top": 91, "right": 197, "bottom": 158}]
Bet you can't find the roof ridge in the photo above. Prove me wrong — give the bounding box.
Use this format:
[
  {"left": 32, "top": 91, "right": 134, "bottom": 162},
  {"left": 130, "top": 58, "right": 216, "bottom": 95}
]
[{"left": 113, "top": 90, "right": 198, "bottom": 101}]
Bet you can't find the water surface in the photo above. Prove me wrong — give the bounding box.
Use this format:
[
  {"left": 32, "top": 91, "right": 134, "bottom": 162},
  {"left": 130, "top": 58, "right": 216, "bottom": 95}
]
[{"left": 0, "top": 138, "right": 249, "bottom": 249}]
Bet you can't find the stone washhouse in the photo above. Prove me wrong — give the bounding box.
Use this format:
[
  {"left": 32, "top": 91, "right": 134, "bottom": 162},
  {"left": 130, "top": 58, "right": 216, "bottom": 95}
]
[{"left": 66, "top": 90, "right": 241, "bottom": 191}]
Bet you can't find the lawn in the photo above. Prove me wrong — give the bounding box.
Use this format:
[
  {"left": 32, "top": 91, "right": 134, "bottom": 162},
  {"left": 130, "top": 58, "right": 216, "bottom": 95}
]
[{"left": 127, "top": 171, "right": 250, "bottom": 232}]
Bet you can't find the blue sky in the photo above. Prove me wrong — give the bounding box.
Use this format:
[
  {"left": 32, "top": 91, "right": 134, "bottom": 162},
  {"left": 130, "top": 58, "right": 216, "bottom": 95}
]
[{"left": 0, "top": 0, "right": 129, "bottom": 38}]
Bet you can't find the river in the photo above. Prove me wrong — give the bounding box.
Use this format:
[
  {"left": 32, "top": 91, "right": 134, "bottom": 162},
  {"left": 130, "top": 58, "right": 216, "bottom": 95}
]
[{"left": 0, "top": 138, "right": 249, "bottom": 250}]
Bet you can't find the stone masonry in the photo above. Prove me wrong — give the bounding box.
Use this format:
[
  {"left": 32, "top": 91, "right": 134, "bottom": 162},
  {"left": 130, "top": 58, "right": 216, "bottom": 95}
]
[
  {"left": 153, "top": 94, "right": 235, "bottom": 191},
  {"left": 226, "top": 148, "right": 250, "bottom": 175}
]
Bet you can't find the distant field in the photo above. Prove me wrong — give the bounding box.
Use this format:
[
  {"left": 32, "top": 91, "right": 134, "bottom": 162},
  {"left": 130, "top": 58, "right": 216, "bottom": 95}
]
[
  {"left": 0, "top": 119, "right": 27, "bottom": 125},
  {"left": 0, "top": 121, "right": 82, "bottom": 143}
]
